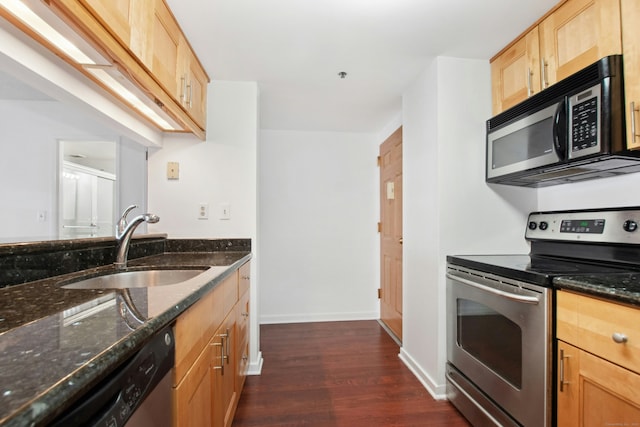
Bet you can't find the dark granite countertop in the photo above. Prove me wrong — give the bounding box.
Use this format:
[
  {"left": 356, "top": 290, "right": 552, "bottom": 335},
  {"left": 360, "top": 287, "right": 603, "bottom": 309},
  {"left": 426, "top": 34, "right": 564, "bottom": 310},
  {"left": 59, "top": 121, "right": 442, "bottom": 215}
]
[
  {"left": 554, "top": 273, "right": 640, "bottom": 307},
  {"left": 0, "top": 247, "right": 251, "bottom": 427}
]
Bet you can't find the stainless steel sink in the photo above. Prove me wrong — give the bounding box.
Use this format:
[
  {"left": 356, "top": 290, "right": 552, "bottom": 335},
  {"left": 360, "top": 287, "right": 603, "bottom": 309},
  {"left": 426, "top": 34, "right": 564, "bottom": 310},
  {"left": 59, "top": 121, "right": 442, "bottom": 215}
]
[{"left": 61, "top": 269, "right": 207, "bottom": 289}]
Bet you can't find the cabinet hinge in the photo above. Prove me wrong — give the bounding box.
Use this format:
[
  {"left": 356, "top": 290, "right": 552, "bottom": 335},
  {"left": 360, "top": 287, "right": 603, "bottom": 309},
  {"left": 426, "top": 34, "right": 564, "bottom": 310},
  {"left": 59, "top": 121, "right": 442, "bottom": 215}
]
[
  {"left": 377, "top": 222, "right": 382, "bottom": 233},
  {"left": 377, "top": 288, "right": 382, "bottom": 299},
  {"left": 377, "top": 155, "right": 381, "bottom": 167}
]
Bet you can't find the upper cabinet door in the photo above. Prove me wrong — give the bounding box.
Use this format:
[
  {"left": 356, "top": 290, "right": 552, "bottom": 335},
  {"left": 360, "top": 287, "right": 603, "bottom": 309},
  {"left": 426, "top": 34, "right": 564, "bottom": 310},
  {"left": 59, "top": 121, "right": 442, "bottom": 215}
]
[
  {"left": 80, "top": 0, "right": 131, "bottom": 45},
  {"left": 621, "top": 0, "right": 640, "bottom": 150},
  {"left": 539, "top": 0, "right": 622, "bottom": 87},
  {"left": 490, "top": 27, "right": 541, "bottom": 115},
  {"left": 151, "top": 0, "right": 182, "bottom": 100},
  {"left": 178, "top": 36, "right": 209, "bottom": 129}
]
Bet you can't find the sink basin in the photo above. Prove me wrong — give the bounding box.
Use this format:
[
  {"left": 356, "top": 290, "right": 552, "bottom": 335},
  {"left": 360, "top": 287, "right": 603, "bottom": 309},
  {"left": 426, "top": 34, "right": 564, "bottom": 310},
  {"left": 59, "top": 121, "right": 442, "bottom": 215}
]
[{"left": 61, "top": 268, "right": 207, "bottom": 289}]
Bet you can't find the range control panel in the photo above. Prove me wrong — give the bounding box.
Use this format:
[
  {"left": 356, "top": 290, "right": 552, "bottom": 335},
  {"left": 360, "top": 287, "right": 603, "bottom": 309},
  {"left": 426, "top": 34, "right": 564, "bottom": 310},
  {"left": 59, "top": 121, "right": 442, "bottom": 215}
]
[{"left": 525, "top": 207, "right": 640, "bottom": 244}]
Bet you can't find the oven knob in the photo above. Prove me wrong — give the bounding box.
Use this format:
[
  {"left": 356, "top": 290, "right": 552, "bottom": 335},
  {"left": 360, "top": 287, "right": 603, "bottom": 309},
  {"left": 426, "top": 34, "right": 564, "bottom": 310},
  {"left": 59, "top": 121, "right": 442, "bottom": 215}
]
[
  {"left": 623, "top": 220, "right": 638, "bottom": 232},
  {"left": 539, "top": 221, "right": 549, "bottom": 231},
  {"left": 528, "top": 221, "right": 537, "bottom": 230}
]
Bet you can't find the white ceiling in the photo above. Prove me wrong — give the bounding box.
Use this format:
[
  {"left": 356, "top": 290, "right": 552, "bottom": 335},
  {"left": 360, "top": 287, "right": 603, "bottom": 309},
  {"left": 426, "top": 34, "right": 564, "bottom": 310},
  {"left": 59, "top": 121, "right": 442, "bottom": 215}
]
[{"left": 166, "top": 0, "right": 559, "bottom": 133}]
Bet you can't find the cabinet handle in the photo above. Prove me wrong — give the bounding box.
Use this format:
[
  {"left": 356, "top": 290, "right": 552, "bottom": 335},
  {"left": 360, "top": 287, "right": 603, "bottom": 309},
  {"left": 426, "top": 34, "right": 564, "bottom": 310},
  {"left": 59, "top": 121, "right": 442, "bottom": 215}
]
[
  {"left": 559, "top": 348, "right": 571, "bottom": 392},
  {"left": 212, "top": 342, "right": 224, "bottom": 374},
  {"left": 612, "top": 332, "right": 628, "bottom": 344},
  {"left": 242, "top": 311, "right": 249, "bottom": 318},
  {"left": 631, "top": 102, "right": 639, "bottom": 145},
  {"left": 527, "top": 67, "right": 533, "bottom": 97},
  {"left": 186, "top": 82, "right": 193, "bottom": 108},
  {"left": 180, "top": 75, "right": 187, "bottom": 104},
  {"left": 541, "top": 59, "right": 548, "bottom": 89},
  {"left": 224, "top": 328, "right": 230, "bottom": 365}
]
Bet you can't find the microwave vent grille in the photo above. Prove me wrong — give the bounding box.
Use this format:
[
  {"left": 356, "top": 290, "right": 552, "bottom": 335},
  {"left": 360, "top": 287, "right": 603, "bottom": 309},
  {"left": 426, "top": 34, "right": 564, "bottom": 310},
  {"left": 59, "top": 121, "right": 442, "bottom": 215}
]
[{"left": 488, "top": 55, "right": 622, "bottom": 130}]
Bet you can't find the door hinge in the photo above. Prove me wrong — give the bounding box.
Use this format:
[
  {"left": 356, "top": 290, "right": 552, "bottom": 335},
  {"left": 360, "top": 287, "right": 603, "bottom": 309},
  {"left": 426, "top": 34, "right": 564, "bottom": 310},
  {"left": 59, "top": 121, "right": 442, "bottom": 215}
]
[
  {"left": 377, "top": 222, "right": 382, "bottom": 233},
  {"left": 377, "top": 155, "right": 381, "bottom": 167},
  {"left": 377, "top": 288, "right": 382, "bottom": 299}
]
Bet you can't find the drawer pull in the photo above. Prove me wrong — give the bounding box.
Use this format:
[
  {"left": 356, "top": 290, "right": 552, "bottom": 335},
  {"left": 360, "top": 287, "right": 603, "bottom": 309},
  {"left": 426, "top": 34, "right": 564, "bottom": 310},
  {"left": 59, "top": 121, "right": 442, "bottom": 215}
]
[
  {"left": 559, "top": 349, "right": 571, "bottom": 392},
  {"left": 612, "top": 332, "right": 628, "bottom": 344}
]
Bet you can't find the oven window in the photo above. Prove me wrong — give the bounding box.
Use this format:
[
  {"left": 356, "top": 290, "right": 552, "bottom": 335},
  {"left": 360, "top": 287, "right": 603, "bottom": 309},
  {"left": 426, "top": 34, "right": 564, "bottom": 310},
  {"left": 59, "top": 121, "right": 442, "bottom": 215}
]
[{"left": 457, "top": 299, "right": 522, "bottom": 388}]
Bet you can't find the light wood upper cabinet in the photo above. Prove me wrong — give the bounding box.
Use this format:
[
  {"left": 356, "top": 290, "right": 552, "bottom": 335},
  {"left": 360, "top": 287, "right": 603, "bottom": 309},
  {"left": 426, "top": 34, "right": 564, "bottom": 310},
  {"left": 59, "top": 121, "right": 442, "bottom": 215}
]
[
  {"left": 80, "top": 0, "right": 131, "bottom": 43},
  {"left": 151, "top": 0, "right": 208, "bottom": 130},
  {"left": 621, "top": 0, "right": 640, "bottom": 150},
  {"left": 490, "top": 27, "right": 541, "bottom": 115},
  {"left": 178, "top": 38, "right": 209, "bottom": 129},
  {"left": 151, "top": 0, "right": 181, "bottom": 100},
  {"left": 556, "top": 290, "right": 640, "bottom": 426},
  {"left": 490, "top": 0, "right": 623, "bottom": 115},
  {"left": 20, "top": 0, "right": 208, "bottom": 137},
  {"left": 539, "top": 0, "right": 622, "bottom": 87}
]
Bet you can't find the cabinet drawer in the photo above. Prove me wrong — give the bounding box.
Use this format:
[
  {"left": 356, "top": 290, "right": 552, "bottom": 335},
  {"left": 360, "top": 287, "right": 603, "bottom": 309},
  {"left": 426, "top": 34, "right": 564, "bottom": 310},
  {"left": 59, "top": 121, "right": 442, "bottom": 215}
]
[{"left": 557, "top": 290, "right": 640, "bottom": 374}]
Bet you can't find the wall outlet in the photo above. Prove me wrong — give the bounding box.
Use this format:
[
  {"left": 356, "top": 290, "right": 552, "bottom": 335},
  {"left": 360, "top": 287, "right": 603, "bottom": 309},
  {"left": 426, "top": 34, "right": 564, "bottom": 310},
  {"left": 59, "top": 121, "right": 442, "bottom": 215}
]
[{"left": 198, "top": 203, "right": 209, "bottom": 220}]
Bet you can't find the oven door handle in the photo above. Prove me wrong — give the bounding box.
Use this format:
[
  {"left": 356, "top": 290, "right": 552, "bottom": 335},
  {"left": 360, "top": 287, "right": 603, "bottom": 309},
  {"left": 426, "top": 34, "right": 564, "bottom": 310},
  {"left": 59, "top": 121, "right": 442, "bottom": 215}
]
[{"left": 447, "top": 273, "right": 540, "bottom": 304}]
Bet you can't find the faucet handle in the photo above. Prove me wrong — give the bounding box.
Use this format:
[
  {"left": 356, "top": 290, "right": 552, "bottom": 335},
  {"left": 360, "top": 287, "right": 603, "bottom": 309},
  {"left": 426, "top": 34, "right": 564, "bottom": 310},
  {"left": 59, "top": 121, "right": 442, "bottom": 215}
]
[{"left": 116, "top": 205, "right": 138, "bottom": 236}]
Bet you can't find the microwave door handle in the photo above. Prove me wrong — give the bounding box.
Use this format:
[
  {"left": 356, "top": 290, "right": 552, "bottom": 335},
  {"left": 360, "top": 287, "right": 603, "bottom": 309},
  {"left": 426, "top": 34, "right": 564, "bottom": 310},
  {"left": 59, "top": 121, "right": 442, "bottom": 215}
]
[{"left": 553, "top": 101, "right": 567, "bottom": 159}]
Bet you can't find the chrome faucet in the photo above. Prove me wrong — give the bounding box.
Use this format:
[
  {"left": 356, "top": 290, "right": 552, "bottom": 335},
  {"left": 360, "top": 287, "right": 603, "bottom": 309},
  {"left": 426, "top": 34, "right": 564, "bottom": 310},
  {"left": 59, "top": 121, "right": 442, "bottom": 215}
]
[{"left": 115, "top": 205, "right": 160, "bottom": 270}]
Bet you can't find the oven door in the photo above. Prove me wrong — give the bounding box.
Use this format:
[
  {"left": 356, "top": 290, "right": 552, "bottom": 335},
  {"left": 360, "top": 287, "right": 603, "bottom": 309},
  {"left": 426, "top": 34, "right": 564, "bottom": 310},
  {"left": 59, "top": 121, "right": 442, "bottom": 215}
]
[{"left": 446, "top": 266, "right": 551, "bottom": 427}]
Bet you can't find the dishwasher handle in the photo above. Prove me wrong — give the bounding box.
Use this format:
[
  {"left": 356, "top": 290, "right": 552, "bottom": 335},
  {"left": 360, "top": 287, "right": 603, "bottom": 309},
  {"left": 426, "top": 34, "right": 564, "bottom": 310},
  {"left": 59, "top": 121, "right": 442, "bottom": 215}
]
[
  {"left": 50, "top": 326, "right": 175, "bottom": 427},
  {"left": 446, "top": 272, "right": 540, "bottom": 304}
]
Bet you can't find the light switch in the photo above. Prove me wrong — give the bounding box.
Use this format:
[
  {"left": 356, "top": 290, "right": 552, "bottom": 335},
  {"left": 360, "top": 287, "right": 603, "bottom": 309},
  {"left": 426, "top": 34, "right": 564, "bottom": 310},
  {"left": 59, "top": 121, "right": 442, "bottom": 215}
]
[
  {"left": 386, "top": 182, "right": 395, "bottom": 200},
  {"left": 167, "top": 162, "right": 179, "bottom": 180},
  {"left": 220, "top": 203, "right": 231, "bottom": 220}
]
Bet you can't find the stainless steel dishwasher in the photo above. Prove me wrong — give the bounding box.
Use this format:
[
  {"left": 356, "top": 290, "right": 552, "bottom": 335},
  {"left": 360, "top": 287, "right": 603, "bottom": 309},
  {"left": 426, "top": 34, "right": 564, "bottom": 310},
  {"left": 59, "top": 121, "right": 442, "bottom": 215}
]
[{"left": 51, "top": 325, "right": 174, "bottom": 427}]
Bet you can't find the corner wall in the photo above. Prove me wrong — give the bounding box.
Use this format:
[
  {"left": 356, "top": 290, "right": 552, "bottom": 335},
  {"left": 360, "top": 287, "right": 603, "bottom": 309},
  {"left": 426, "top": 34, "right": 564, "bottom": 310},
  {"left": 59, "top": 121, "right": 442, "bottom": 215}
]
[
  {"left": 400, "top": 56, "right": 537, "bottom": 397},
  {"left": 147, "top": 80, "right": 261, "bottom": 372}
]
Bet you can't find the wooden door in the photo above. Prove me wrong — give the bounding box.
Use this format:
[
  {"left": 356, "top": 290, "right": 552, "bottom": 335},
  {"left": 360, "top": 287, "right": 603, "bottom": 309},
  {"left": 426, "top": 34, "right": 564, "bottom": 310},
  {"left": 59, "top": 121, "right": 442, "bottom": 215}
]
[
  {"left": 621, "top": 0, "right": 640, "bottom": 150},
  {"left": 539, "top": 0, "right": 621, "bottom": 87},
  {"left": 490, "top": 27, "right": 541, "bottom": 115},
  {"left": 379, "top": 127, "right": 402, "bottom": 341}
]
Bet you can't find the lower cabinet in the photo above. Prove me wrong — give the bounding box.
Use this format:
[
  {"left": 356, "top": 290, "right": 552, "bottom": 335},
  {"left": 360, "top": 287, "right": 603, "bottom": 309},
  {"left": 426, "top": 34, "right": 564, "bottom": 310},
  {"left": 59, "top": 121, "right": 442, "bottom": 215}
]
[
  {"left": 174, "top": 344, "right": 213, "bottom": 427},
  {"left": 557, "top": 340, "right": 640, "bottom": 427},
  {"left": 173, "top": 261, "right": 251, "bottom": 427},
  {"left": 212, "top": 312, "right": 238, "bottom": 427},
  {"left": 556, "top": 290, "right": 640, "bottom": 426}
]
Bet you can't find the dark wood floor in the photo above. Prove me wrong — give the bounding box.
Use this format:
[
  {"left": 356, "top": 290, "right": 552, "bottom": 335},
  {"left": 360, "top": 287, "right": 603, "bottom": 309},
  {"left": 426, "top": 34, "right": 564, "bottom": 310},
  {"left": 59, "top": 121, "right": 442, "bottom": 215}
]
[{"left": 232, "top": 320, "right": 470, "bottom": 426}]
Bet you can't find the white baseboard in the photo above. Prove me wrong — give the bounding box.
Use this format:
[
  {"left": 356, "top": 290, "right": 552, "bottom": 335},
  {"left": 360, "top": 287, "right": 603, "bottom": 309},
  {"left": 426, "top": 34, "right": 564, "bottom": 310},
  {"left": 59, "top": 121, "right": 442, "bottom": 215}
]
[
  {"left": 247, "top": 351, "right": 263, "bottom": 375},
  {"left": 259, "top": 311, "right": 379, "bottom": 324},
  {"left": 399, "top": 347, "right": 447, "bottom": 400}
]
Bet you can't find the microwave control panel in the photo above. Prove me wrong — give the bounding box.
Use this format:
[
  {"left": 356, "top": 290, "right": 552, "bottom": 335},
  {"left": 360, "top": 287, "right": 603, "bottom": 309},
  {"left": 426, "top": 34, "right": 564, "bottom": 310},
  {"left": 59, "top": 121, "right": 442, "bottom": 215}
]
[{"left": 568, "top": 83, "right": 601, "bottom": 159}]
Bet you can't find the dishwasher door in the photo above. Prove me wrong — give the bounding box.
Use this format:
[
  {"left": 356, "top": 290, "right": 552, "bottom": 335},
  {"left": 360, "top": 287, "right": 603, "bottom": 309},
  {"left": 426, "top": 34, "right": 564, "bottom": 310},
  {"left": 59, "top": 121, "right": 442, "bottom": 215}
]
[{"left": 51, "top": 325, "right": 175, "bottom": 427}]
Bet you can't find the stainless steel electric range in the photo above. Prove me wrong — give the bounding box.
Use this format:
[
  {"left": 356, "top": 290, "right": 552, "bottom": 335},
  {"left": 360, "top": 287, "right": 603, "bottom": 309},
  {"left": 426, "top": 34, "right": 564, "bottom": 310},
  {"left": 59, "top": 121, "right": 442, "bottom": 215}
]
[{"left": 446, "top": 207, "right": 640, "bottom": 427}]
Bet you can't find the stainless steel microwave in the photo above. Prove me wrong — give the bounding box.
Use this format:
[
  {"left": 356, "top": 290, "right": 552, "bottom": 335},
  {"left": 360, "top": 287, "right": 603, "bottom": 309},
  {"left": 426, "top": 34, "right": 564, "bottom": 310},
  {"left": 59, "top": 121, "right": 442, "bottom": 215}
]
[{"left": 486, "top": 55, "right": 640, "bottom": 187}]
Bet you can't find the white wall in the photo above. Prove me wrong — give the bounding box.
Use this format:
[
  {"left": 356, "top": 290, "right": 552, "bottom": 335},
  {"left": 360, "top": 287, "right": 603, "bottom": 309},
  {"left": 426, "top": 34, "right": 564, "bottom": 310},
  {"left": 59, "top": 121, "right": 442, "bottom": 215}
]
[
  {"left": 538, "top": 173, "right": 640, "bottom": 210},
  {"left": 258, "top": 130, "right": 380, "bottom": 323},
  {"left": 147, "top": 80, "right": 261, "bottom": 372},
  {"left": 399, "top": 56, "right": 537, "bottom": 398}
]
